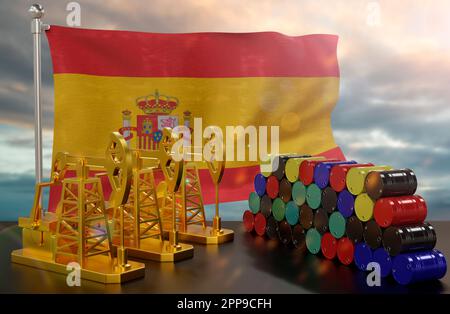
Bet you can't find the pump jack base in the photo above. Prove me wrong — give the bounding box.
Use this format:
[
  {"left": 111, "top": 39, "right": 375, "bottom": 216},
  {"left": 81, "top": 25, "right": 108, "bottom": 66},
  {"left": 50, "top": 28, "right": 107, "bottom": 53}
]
[
  {"left": 118, "top": 239, "right": 194, "bottom": 262},
  {"left": 11, "top": 248, "right": 145, "bottom": 284},
  {"left": 177, "top": 225, "right": 234, "bottom": 244}
]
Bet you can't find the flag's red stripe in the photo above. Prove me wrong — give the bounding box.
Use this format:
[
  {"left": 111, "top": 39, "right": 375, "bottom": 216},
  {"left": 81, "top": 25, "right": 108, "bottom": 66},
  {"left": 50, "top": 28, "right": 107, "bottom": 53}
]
[
  {"left": 46, "top": 26, "right": 339, "bottom": 78},
  {"left": 47, "top": 146, "right": 345, "bottom": 212}
]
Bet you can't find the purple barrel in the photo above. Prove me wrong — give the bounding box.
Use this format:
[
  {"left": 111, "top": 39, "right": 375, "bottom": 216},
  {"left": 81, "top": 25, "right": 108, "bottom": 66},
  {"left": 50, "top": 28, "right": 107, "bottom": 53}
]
[
  {"left": 254, "top": 173, "right": 267, "bottom": 197},
  {"left": 314, "top": 160, "right": 357, "bottom": 189},
  {"left": 337, "top": 189, "right": 355, "bottom": 218}
]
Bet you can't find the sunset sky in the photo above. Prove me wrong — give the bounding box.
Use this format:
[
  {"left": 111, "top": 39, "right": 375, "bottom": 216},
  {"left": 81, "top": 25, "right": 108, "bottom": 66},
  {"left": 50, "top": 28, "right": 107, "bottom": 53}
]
[{"left": 1, "top": 0, "right": 450, "bottom": 220}]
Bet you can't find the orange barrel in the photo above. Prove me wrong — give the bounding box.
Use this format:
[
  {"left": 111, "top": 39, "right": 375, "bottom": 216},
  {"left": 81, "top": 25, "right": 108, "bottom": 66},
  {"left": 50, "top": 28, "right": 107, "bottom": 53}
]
[
  {"left": 300, "top": 204, "right": 314, "bottom": 230},
  {"left": 365, "top": 168, "right": 417, "bottom": 200},
  {"left": 279, "top": 178, "right": 292, "bottom": 203},
  {"left": 363, "top": 220, "right": 383, "bottom": 249},
  {"left": 346, "top": 165, "right": 392, "bottom": 196},
  {"left": 285, "top": 156, "right": 325, "bottom": 183},
  {"left": 299, "top": 159, "right": 340, "bottom": 186},
  {"left": 337, "top": 237, "right": 354, "bottom": 265},
  {"left": 374, "top": 195, "right": 427, "bottom": 228},
  {"left": 329, "top": 163, "right": 374, "bottom": 192},
  {"left": 266, "top": 175, "right": 279, "bottom": 199}
]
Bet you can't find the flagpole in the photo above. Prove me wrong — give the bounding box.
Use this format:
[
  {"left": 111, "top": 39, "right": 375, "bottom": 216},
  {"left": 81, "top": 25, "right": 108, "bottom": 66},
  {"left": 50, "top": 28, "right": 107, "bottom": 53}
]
[{"left": 29, "top": 4, "right": 49, "bottom": 208}]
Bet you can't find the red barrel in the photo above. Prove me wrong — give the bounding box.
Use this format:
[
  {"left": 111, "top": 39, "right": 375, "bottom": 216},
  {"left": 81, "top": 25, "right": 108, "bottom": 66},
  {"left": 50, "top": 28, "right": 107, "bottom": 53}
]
[
  {"left": 254, "top": 213, "right": 267, "bottom": 236},
  {"left": 321, "top": 232, "right": 338, "bottom": 260},
  {"left": 337, "top": 237, "right": 354, "bottom": 265},
  {"left": 299, "top": 159, "right": 339, "bottom": 186},
  {"left": 374, "top": 195, "right": 427, "bottom": 228},
  {"left": 243, "top": 210, "right": 254, "bottom": 232},
  {"left": 329, "top": 163, "right": 374, "bottom": 192},
  {"left": 266, "top": 175, "right": 279, "bottom": 199}
]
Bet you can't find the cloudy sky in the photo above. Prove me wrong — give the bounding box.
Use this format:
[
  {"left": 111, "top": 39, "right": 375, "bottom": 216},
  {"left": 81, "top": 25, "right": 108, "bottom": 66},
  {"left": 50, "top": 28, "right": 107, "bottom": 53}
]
[{"left": 1, "top": 0, "right": 450, "bottom": 220}]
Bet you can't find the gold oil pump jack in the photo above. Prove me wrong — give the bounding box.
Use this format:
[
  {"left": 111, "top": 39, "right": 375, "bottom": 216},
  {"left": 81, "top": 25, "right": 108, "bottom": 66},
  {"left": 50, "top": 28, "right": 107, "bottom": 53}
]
[
  {"left": 108, "top": 128, "right": 193, "bottom": 262},
  {"left": 161, "top": 130, "right": 234, "bottom": 244},
  {"left": 11, "top": 132, "right": 145, "bottom": 283}
]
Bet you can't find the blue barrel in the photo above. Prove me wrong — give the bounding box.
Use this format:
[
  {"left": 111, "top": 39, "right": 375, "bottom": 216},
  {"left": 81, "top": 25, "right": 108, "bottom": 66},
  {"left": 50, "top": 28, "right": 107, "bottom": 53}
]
[
  {"left": 373, "top": 248, "right": 392, "bottom": 278},
  {"left": 337, "top": 189, "right": 355, "bottom": 218},
  {"left": 254, "top": 173, "right": 267, "bottom": 196},
  {"left": 314, "top": 161, "right": 357, "bottom": 189},
  {"left": 285, "top": 201, "right": 300, "bottom": 226},
  {"left": 354, "top": 243, "right": 373, "bottom": 271},
  {"left": 392, "top": 249, "right": 447, "bottom": 285}
]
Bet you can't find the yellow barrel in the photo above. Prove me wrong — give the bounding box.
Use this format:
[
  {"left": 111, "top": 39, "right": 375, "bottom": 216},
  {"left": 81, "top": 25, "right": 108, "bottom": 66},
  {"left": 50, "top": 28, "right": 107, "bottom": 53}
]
[
  {"left": 355, "top": 193, "right": 375, "bottom": 222},
  {"left": 260, "top": 157, "right": 273, "bottom": 177},
  {"left": 346, "top": 165, "right": 392, "bottom": 195},
  {"left": 285, "top": 156, "right": 325, "bottom": 183}
]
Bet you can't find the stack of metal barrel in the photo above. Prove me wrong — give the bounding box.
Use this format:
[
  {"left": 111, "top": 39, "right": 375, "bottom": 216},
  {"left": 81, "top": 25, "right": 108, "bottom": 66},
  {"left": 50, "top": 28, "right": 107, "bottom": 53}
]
[{"left": 243, "top": 154, "right": 447, "bottom": 285}]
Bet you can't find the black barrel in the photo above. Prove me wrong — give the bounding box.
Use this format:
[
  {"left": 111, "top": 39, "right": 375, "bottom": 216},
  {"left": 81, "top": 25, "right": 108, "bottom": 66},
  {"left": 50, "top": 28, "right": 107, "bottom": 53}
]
[
  {"left": 365, "top": 168, "right": 417, "bottom": 200},
  {"left": 383, "top": 223, "right": 437, "bottom": 256},
  {"left": 345, "top": 216, "right": 364, "bottom": 243},
  {"left": 265, "top": 215, "right": 279, "bottom": 240},
  {"left": 313, "top": 208, "right": 329, "bottom": 234},
  {"left": 273, "top": 154, "right": 311, "bottom": 181},
  {"left": 278, "top": 220, "right": 293, "bottom": 246},
  {"left": 292, "top": 224, "right": 306, "bottom": 249},
  {"left": 260, "top": 194, "right": 272, "bottom": 218},
  {"left": 364, "top": 220, "right": 383, "bottom": 249},
  {"left": 299, "top": 204, "right": 314, "bottom": 230},
  {"left": 346, "top": 216, "right": 364, "bottom": 243},
  {"left": 279, "top": 178, "right": 292, "bottom": 203},
  {"left": 322, "top": 187, "right": 337, "bottom": 213}
]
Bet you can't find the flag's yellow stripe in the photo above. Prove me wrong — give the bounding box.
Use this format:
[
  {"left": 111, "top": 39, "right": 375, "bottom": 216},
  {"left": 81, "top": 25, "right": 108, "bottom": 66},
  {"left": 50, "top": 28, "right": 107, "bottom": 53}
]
[{"left": 53, "top": 74, "right": 339, "bottom": 168}]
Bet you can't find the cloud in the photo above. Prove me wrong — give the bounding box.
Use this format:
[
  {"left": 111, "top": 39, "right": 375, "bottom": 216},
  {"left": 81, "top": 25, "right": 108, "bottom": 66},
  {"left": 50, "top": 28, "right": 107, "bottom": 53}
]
[{"left": 1, "top": 0, "right": 450, "bottom": 220}]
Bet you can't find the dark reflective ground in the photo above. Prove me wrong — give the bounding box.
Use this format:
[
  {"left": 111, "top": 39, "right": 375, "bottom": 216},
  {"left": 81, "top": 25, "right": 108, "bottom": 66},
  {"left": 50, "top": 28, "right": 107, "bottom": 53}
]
[{"left": 0, "top": 222, "right": 448, "bottom": 293}]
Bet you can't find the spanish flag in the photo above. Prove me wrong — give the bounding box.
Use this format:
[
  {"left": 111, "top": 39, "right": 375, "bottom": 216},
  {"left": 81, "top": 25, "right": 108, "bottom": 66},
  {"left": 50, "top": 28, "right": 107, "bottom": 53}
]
[{"left": 46, "top": 26, "right": 344, "bottom": 209}]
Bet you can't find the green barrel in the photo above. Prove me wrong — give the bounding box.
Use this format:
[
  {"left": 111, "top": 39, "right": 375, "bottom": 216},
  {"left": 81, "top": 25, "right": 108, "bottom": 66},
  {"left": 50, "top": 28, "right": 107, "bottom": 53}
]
[
  {"left": 306, "top": 228, "right": 322, "bottom": 254},
  {"left": 306, "top": 184, "right": 322, "bottom": 209},
  {"left": 285, "top": 201, "right": 300, "bottom": 225},
  {"left": 248, "top": 192, "right": 260, "bottom": 214},
  {"left": 272, "top": 198, "right": 286, "bottom": 222},
  {"left": 329, "top": 211, "right": 346, "bottom": 239},
  {"left": 292, "top": 181, "right": 307, "bottom": 206}
]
